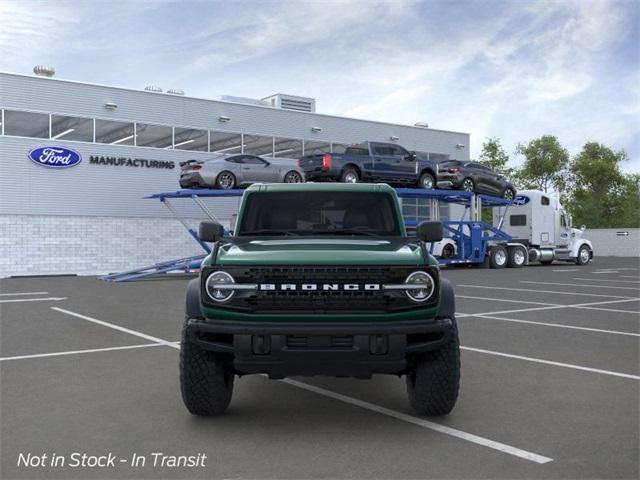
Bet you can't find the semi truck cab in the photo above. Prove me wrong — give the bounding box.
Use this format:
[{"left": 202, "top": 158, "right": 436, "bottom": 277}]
[{"left": 494, "top": 190, "right": 593, "bottom": 265}]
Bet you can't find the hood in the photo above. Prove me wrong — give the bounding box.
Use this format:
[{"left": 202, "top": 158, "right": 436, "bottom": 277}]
[{"left": 215, "top": 238, "right": 424, "bottom": 266}]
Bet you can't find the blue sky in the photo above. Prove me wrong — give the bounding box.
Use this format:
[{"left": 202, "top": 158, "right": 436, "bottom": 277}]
[{"left": 1, "top": 0, "right": 638, "bottom": 171}]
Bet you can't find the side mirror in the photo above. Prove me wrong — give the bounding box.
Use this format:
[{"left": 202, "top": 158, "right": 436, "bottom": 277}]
[
  {"left": 199, "top": 221, "right": 225, "bottom": 242},
  {"left": 417, "top": 221, "right": 443, "bottom": 242},
  {"left": 407, "top": 151, "right": 417, "bottom": 161},
  {"left": 581, "top": 224, "right": 586, "bottom": 231}
]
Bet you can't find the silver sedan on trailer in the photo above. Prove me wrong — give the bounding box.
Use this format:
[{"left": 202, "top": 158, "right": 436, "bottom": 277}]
[{"left": 179, "top": 154, "right": 305, "bottom": 189}]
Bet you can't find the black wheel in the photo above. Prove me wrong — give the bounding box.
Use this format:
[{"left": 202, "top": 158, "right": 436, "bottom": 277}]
[
  {"left": 503, "top": 188, "right": 516, "bottom": 201},
  {"left": 576, "top": 245, "right": 591, "bottom": 265},
  {"left": 284, "top": 170, "right": 303, "bottom": 183},
  {"left": 216, "top": 171, "right": 236, "bottom": 189},
  {"left": 419, "top": 172, "right": 435, "bottom": 190},
  {"left": 180, "top": 319, "right": 234, "bottom": 416},
  {"left": 461, "top": 178, "right": 475, "bottom": 192},
  {"left": 441, "top": 243, "right": 455, "bottom": 259},
  {"left": 407, "top": 318, "right": 460, "bottom": 416},
  {"left": 340, "top": 168, "right": 359, "bottom": 183},
  {"left": 490, "top": 245, "right": 508, "bottom": 269},
  {"left": 507, "top": 246, "right": 526, "bottom": 268}
]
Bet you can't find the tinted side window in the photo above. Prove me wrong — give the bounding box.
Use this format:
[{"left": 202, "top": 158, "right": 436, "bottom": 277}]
[
  {"left": 390, "top": 145, "right": 410, "bottom": 157},
  {"left": 510, "top": 215, "right": 527, "bottom": 226},
  {"left": 226, "top": 156, "right": 243, "bottom": 164},
  {"left": 345, "top": 147, "right": 369, "bottom": 156},
  {"left": 541, "top": 196, "right": 550, "bottom": 205}
]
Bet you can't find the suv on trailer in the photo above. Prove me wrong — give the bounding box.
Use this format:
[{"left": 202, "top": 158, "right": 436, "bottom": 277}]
[{"left": 181, "top": 183, "right": 460, "bottom": 416}]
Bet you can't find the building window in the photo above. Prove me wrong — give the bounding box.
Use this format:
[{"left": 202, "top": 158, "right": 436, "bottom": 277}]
[
  {"left": 3, "top": 110, "right": 49, "bottom": 138},
  {"left": 210, "top": 131, "right": 243, "bottom": 154},
  {"left": 51, "top": 114, "right": 93, "bottom": 142},
  {"left": 303, "top": 140, "right": 331, "bottom": 156},
  {"left": 135, "top": 123, "right": 173, "bottom": 148},
  {"left": 244, "top": 134, "right": 274, "bottom": 156},
  {"left": 273, "top": 137, "right": 303, "bottom": 159},
  {"left": 95, "top": 119, "right": 135, "bottom": 145},
  {"left": 173, "top": 127, "right": 208, "bottom": 151}
]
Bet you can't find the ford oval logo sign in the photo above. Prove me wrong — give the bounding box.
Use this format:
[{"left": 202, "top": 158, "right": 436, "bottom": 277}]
[
  {"left": 513, "top": 195, "right": 530, "bottom": 206},
  {"left": 28, "top": 146, "right": 82, "bottom": 168}
]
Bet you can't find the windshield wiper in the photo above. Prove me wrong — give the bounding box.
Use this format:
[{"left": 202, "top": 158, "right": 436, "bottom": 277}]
[{"left": 239, "top": 229, "right": 300, "bottom": 236}]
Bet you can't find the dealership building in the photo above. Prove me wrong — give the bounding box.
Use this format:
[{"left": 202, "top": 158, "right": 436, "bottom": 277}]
[{"left": 0, "top": 69, "right": 470, "bottom": 278}]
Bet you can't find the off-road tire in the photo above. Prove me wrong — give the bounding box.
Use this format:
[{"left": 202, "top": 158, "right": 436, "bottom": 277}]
[
  {"left": 180, "top": 320, "right": 234, "bottom": 416},
  {"left": 419, "top": 172, "right": 436, "bottom": 190},
  {"left": 507, "top": 245, "right": 526, "bottom": 268},
  {"left": 340, "top": 168, "right": 359, "bottom": 183},
  {"left": 407, "top": 320, "right": 460, "bottom": 416},
  {"left": 490, "top": 245, "right": 508, "bottom": 269}
]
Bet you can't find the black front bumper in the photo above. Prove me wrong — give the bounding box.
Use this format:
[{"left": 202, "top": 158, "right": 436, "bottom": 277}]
[{"left": 186, "top": 317, "right": 453, "bottom": 378}]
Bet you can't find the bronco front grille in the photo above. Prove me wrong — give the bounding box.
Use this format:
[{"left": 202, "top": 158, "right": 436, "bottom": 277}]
[{"left": 201, "top": 265, "right": 439, "bottom": 313}]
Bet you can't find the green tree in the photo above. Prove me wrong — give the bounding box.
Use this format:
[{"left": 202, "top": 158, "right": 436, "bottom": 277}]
[
  {"left": 515, "top": 135, "right": 569, "bottom": 193},
  {"left": 565, "top": 142, "right": 638, "bottom": 228},
  {"left": 479, "top": 137, "right": 513, "bottom": 176}
]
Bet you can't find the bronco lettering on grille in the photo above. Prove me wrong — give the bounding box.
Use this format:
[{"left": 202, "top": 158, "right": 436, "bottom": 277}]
[{"left": 259, "top": 284, "right": 382, "bottom": 291}]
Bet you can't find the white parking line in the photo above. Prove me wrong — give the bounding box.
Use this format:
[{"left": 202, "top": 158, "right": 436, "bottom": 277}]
[
  {"left": 0, "top": 291, "right": 49, "bottom": 296},
  {"left": 572, "top": 278, "right": 640, "bottom": 284},
  {"left": 458, "top": 298, "right": 640, "bottom": 317},
  {"left": 0, "top": 297, "right": 67, "bottom": 304},
  {"left": 457, "top": 295, "right": 559, "bottom": 306},
  {"left": 457, "top": 284, "right": 637, "bottom": 299},
  {"left": 0, "top": 343, "right": 168, "bottom": 362},
  {"left": 461, "top": 347, "right": 640, "bottom": 380},
  {"left": 51, "top": 307, "right": 179, "bottom": 348},
  {"left": 620, "top": 275, "right": 640, "bottom": 279},
  {"left": 281, "top": 378, "right": 553, "bottom": 464},
  {"left": 460, "top": 315, "right": 640, "bottom": 337},
  {"left": 520, "top": 281, "right": 640, "bottom": 291},
  {"left": 552, "top": 269, "right": 579, "bottom": 272}
]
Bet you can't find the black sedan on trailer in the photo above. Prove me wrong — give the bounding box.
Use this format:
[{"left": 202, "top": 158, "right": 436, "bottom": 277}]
[{"left": 436, "top": 160, "right": 516, "bottom": 199}]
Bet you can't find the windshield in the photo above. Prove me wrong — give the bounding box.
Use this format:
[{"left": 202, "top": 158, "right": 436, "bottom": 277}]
[{"left": 237, "top": 191, "right": 402, "bottom": 236}]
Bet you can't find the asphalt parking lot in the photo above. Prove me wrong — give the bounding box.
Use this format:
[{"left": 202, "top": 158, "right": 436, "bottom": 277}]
[{"left": 1, "top": 257, "right": 638, "bottom": 479}]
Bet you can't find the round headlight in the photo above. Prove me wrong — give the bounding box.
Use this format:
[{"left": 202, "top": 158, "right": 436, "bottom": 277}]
[
  {"left": 205, "top": 271, "right": 235, "bottom": 303},
  {"left": 404, "top": 271, "right": 435, "bottom": 302}
]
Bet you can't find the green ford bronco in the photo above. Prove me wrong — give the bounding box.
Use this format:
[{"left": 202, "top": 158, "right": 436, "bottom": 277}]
[{"left": 181, "top": 183, "right": 460, "bottom": 416}]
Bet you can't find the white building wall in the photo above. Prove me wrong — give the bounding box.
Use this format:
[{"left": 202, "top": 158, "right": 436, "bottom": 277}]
[{"left": 584, "top": 228, "right": 640, "bottom": 257}]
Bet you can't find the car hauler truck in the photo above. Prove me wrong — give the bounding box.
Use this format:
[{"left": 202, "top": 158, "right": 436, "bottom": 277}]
[{"left": 493, "top": 190, "right": 593, "bottom": 266}]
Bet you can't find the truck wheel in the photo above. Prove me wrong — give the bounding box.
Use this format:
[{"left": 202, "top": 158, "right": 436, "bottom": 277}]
[
  {"left": 407, "top": 319, "right": 460, "bottom": 416},
  {"left": 180, "top": 320, "right": 234, "bottom": 416},
  {"left": 576, "top": 245, "right": 591, "bottom": 265},
  {"left": 419, "top": 172, "right": 435, "bottom": 190},
  {"left": 216, "top": 171, "right": 236, "bottom": 189},
  {"left": 340, "top": 168, "right": 359, "bottom": 183},
  {"left": 490, "top": 245, "right": 507, "bottom": 269},
  {"left": 507, "top": 246, "right": 526, "bottom": 268}
]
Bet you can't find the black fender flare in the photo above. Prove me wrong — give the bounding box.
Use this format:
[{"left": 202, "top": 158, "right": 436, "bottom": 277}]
[
  {"left": 185, "top": 278, "right": 203, "bottom": 319},
  {"left": 437, "top": 277, "right": 455, "bottom": 320}
]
